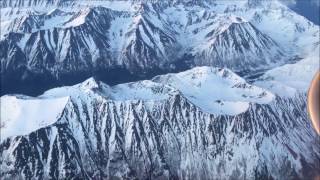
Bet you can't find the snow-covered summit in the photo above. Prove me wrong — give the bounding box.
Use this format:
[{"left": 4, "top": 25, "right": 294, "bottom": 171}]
[
  {"left": 79, "top": 77, "right": 101, "bottom": 90},
  {"left": 0, "top": 1, "right": 319, "bottom": 179},
  {"left": 0, "top": 66, "right": 275, "bottom": 143},
  {"left": 1, "top": 66, "right": 318, "bottom": 180},
  {"left": 2, "top": 0, "right": 318, "bottom": 96},
  {"left": 0, "top": 95, "right": 69, "bottom": 142},
  {"left": 39, "top": 66, "right": 274, "bottom": 115},
  {"left": 254, "top": 48, "right": 320, "bottom": 97},
  {"left": 153, "top": 66, "right": 274, "bottom": 114}
]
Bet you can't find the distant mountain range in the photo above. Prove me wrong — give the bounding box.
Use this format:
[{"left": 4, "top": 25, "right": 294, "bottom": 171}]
[{"left": 2, "top": 0, "right": 312, "bottom": 95}]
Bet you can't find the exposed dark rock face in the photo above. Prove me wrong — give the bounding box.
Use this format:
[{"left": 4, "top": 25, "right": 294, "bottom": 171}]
[
  {"left": 0, "top": 2, "right": 288, "bottom": 96},
  {"left": 1, "top": 1, "right": 319, "bottom": 179},
  {"left": 1, "top": 87, "right": 319, "bottom": 179}
]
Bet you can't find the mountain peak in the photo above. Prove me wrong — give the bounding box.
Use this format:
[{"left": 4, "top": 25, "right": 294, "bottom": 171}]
[
  {"left": 165, "top": 66, "right": 245, "bottom": 84},
  {"left": 1, "top": 1, "right": 319, "bottom": 179},
  {"left": 153, "top": 66, "right": 274, "bottom": 115},
  {"left": 47, "top": 8, "right": 64, "bottom": 16},
  {"left": 79, "top": 77, "right": 101, "bottom": 90}
]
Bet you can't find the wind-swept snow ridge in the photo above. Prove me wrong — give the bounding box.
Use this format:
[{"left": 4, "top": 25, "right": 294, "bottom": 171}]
[
  {"left": 254, "top": 44, "right": 320, "bottom": 97},
  {"left": 41, "top": 77, "right": 178, "bottom": 101},
  {"left": 0, "top": 95, "right": 69, "bottom": 141},
  {"left": 0, "top": 69, "right": 319, "bottom": 179},
  {"left": 153, "top": 66, "right": 274, "bottom": 115},
  {"left": 40, "top": 67, "right": 273, "bottom": 115}
]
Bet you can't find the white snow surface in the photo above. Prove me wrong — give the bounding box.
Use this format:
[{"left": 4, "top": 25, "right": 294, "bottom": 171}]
[
  {"left": 0, "top": 0, "right": 318, "bottom": 137},
  {"left": 254, "top": 49, "right": 320, "bottom": 97},
  {"left": 0, "top": 96, "right": 69, "bottom": 142},
  {"left": 41, "top": 67, "right": 274, "bottom": 116},
  {"left": 1, "top": 0, "right": 318, "bottom": 61},
  {"left": 63, "top": 8, "right": 89, "bottom": 27},
  {"left": 104, "top": 81, "right": 177, "bottom": 101},
  {"left": 153, "top": 66, "right": 275, "bottom": 115},
  {"left": 41, "top": 77, "right": 177, "bottom": 102}
]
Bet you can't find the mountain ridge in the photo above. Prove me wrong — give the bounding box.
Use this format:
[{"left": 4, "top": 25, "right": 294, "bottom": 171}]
[
  {"left": 1, "top": 67, "right": 319, "bottom": 179},
  {"left": 1, "top": 1, "right": 301, "bottom": 95},
  {"left": 1, "top": 1, "right": 319, "bottom": 179}
]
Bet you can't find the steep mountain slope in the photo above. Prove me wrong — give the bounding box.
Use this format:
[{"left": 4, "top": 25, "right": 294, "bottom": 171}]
[
  {"left": 1, "top": 7, "right": 115, "bottom": 72},
  {"left": 1, "top": 0, "right": 64, "bottom": 7},
  {"left": 118, "top": 4, "right": 178, "bottom": 71},
  {"left": 187, "top": 14, "right": 285, "bottom": 72},
  {"left": 0, "top": 4, "right": 181, "bottom": 95},
  {"left": 153, "top": 67, "right": 274, "bottom": 115},
  {"left": 0, "top": 0, "right": 302, "bottom": 95},
  {"left": 1, "top": 67, "right": 319, "bottom": 179},
  {"left": 254, "top": 43, "right": 320, "bottom": 97},
  {"left": 170, "top": 9, "right": 289, "bottom": 71},
  {"left": 0, "top": 1, "right": 319, "bottom": 179},
  {"left": 211, "top": 0, "right": 319, "bottom": 54}
]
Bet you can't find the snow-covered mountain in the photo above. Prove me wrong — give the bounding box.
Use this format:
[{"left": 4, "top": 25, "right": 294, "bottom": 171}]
[
  {"left": 1, "top": 0, "right": 319, "bottom": 179},
  {"left": 253, "top": 37, "right": 320, "bottom": 97},
  {"left": 152, "top": 67, "right": 274, "bottom": 115},
  {"left": 1, "top": 67, "right": 319, "bottom": 179},
  {"left": 2, "top": 0, "right": 318, "bottom": 95}
]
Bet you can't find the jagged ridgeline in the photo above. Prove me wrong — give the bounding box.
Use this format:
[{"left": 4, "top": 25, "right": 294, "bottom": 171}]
[
  {"left": 1, "top": 0, "right": 290, "bottom": 95},
  {"left": 1, "top": 67, "right": 319, "bottom": 179},
  {"left": 0, "top": 0, "right": 319, "bottom": 179}
]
